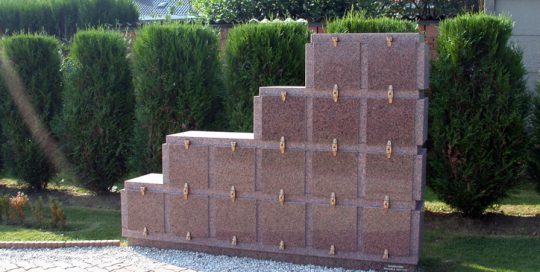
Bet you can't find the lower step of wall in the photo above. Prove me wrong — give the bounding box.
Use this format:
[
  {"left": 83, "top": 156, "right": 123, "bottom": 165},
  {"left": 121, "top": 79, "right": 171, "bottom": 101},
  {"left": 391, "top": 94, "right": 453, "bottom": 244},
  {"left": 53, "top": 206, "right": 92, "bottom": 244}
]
[{"left": 127, "top": 237, "right": 418, "bottom": 271}]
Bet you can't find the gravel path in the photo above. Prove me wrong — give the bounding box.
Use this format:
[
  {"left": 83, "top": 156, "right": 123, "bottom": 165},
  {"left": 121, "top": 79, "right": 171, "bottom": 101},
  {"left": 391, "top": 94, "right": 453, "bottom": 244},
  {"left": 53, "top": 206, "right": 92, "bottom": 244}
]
[{"left": 0, "top": 247, "right": 368, "bottom": 272}]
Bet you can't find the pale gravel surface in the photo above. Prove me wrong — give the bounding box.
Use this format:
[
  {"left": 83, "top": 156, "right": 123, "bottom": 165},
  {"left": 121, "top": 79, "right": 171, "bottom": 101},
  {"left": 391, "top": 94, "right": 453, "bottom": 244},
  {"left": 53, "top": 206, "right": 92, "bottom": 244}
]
[{"left": 0, "top": 246, "right": 370, "bottom": 272}]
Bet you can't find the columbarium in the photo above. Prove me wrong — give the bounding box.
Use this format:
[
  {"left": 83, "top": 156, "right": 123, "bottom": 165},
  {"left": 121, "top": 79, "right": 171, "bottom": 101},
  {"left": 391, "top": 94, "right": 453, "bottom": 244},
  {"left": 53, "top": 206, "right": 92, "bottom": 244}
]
[{"left": 121, "top": 33, "right": 429, "bottom": 271}]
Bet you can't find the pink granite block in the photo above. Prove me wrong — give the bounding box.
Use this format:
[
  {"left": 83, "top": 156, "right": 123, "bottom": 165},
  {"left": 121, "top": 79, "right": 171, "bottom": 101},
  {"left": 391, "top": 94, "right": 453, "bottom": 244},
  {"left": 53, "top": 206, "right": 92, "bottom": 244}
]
[
  {"left": 261, "top": 149, "right": 305, "bottom": 196},
  {"left": 365, "top": 34, "right": 418, "bottom": 91},
  {"left": 215, "top": 199, "right": 257, "bottom": 244},
  {"left": 416, "top": 98, "right": 429, "bottom": 146},
  {"left": 312, "top": 98, "right": 361, "bottom": 145},
  {"left": 417, "top": 43, "right": 430, "bottom": 90},
  {"left": 166, "top": 194, "right": 209, "bottom": 239},
  {"left": 305, "top": 44, "right": 315, "bottom": 88},
  {"left": 312, "top": 41, "right": 362, "bottom": 92},
  {"left": 362, "top": 208, "right": 411, "bottom": 257},
  {"left": 126, "top": 191, "right": 164, "bottom": 234},
  {"left": 413, "top": 149, "right": 427, "bottom": 202},
  {"left": 261, "top": 203, "right": 306, "bottom": 248},
  {"left": 311, "top": 151, "right": 358, "bottom": 199},
  {"left": 261, "top": 95, "right": 306, "bottom": 143},
  {"left": 366, "top": 99, "right": 416, "bottom": 148},
  {"left": 254, "top": 96, "right": 263, "bottom": 140},
  {"left": 211, "top": 147, "right": 256, "bottom": 192},
  {"left": 168, "top": 144, "right": 209, "bottom": 190},
  {"left": 364, "top": 154, "right": 415, "bottom": 202},
  {"left": 312, "top": 205, "right": 357, "bottom": 252}
]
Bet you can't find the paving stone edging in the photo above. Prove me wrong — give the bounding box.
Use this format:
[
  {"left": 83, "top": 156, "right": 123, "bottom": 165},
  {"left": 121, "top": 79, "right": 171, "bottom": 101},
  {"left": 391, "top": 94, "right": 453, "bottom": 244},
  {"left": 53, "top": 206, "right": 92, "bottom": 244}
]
[{"left": 0, "top": 240, "right": 120, "bottom": 248}]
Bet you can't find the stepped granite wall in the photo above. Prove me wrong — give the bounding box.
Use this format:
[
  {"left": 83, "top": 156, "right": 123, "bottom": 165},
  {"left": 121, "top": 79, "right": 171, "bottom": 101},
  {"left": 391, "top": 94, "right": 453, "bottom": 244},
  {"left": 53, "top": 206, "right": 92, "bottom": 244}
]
[{"left": 121, "top": 33, "right": 429, "bottom": 271}]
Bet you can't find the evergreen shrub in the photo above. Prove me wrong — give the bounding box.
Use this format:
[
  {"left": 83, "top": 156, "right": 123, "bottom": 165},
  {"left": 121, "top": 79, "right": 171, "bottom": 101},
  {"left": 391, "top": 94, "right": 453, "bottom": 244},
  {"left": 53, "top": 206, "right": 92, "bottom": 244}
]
[
  {"left": 131, "top": 24, "right": 222, "bottom": 174},
  {"left": 60, "top": 29, "right": 133, "bottom": 194},
  {"left": 429, "top": 14, "right": 530, "bottom": 217},
  {"left": 529, "top": 75, "right": 540, "bottom": 194},
  {"left": 0, "top": 34, "right": 62, "bottom": 190},
  {"left": 326, "top": 12, "right": 417, "bottom": 33},
  {"left": 223, "top": 22, "right": 309, "bottom": 131}
]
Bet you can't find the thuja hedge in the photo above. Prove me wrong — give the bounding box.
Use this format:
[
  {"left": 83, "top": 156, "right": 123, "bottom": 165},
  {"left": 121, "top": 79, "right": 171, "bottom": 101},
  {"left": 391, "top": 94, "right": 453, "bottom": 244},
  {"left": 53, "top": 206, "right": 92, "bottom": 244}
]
[
  {"left": 429, "top": 14, "right": 530, "bottom": 217},
  {"left": 223, "top": 22, "right": 309, "bottom": 131},
  {"left": 0, "top": 0, "right": 138, "bottom": 39},
  {"left": 326, "top": 12, "right": 417, "bottom": 33},
  {"left": 530, "top": 77, "right": 540, "bottom": 194},
  {"left": 0, "top": 34, "right": 62, "bottom": 190},
  {"left": 59, "top": 29, "right": 133, "bottom": 194},
  {"left": 131, "top": 24, "right": 221, "bottom": 174}
]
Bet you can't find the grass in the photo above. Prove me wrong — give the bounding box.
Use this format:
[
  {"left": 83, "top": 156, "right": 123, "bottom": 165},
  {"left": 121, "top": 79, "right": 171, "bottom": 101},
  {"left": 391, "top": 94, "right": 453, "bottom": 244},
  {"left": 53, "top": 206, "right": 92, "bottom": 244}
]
[
  {"left": 424, "top": 182, "right": 540, "bottom": 216},
  {"left": 422, "top": 231, "right": 540, "bottom": 272},
  {"left": 0, "top": 207, "right": 120, "bottom": 241}
]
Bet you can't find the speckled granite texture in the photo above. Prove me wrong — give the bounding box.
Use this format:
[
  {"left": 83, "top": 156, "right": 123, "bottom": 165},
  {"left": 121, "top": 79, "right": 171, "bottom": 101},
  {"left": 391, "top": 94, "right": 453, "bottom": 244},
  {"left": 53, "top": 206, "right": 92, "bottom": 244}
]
[{"left": 123, "top": 33, "right": 429, "bottom": 271}]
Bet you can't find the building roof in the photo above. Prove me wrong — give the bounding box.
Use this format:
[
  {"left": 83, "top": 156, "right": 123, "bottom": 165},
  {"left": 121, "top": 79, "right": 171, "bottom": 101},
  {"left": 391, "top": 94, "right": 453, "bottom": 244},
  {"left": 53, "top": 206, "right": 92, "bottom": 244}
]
[{"left": 133, "top": 0, "right": 197, "bottom": 21}]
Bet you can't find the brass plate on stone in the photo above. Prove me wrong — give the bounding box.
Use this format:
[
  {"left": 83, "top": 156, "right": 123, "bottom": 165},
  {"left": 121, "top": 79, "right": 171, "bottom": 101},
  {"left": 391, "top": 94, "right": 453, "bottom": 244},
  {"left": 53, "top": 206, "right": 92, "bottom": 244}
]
[{"left": 183, "top": 183, "right": 189, "bottom": 200}]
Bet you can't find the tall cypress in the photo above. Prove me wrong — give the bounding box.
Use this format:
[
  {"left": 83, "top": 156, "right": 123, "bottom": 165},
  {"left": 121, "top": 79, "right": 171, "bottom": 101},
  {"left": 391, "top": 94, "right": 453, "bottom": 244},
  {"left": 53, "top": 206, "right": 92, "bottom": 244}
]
[
  {"left": 0, "top": 34, "right": 62, "bottom": 190},
  {"left": 60, "top": 29, "right": 133, "bottom": 194}
]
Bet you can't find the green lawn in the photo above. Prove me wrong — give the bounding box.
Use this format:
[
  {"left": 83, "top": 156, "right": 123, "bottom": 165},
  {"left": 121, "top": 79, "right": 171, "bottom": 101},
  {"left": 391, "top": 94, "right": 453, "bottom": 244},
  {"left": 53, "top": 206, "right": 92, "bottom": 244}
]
[{"left": 0, "top": 207, "right": 120, "bottom": 241}]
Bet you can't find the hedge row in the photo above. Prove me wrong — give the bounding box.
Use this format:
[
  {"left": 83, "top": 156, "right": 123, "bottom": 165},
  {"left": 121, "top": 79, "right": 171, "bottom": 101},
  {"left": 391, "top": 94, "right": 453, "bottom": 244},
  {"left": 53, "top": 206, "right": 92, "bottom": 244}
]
[
  {"left": 131, "top": 24, "right": 222, "bottom": 174},
  {"left": 326, "top": 12, "right": 417, "bottom": 33},
  {"left": 0, "top": 0, "right": 138, "bottom": 39},
  {"left": 192, "top": 0, "right": 479, "bottom": 23},
  {"left": 0, "top": 34, "right": 63, "bottom": 190}
]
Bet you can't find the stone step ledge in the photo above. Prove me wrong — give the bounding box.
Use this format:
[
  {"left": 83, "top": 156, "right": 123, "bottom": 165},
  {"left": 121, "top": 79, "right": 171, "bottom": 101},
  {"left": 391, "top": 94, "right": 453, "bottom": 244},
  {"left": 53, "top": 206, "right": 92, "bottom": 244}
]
[{"left": 0, "top": 240, "right": 121, "bottom": 248}]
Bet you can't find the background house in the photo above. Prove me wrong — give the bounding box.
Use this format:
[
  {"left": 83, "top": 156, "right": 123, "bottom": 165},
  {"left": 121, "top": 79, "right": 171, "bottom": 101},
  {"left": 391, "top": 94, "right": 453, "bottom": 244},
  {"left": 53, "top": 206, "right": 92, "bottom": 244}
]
[
  {"left": 133, "top": 0, "right": 197, "bottom": 21},
  {"left": 485, "top": 0, "right": 540, "bottom": 91}
]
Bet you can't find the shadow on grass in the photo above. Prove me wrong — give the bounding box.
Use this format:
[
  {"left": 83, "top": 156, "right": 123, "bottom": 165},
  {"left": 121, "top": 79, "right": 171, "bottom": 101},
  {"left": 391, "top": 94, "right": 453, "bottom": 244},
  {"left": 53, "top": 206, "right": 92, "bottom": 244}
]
[{"left": 421, "top": 231, "right": 540, "bottom": 272}]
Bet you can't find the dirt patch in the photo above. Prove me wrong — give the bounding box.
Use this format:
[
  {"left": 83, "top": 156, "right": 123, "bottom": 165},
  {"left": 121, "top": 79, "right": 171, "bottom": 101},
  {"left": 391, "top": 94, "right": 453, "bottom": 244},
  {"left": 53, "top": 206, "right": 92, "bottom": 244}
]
[{"left": 425, "top": 211, "right": 540, "bottom": 236}]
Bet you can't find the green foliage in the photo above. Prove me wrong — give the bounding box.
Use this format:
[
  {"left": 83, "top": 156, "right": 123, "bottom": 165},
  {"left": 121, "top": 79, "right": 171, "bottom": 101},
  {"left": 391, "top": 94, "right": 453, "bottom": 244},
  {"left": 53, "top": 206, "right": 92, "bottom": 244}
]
[
  {"left": 0, "top": 0, "right": 138, "bottom": 39},
  {"left": 59, "top": 29, "right": 133, "bottom": 194},
  {"left": 0, "top": 34, "right": 62, "bottom": 191},
  {"left": 192, "top": 0, "right": 478, "bottom": 23},
  {"left": 0, "top": 195, "right": 9, "bottom": 223},
  {"left": 223, "top": 22, "right": 309, "bottom": 131},
  {"left": 429, "top": 14, "right": 530, "bottom": 217},
  {"left": 48, "top": 197, "right": 66, "bottom": 228},
  {"left": 131, "top": 23, "right": 222, "bottom": 174},
  {"left": 31, "top": 196, "right": 45, "bottom": 227},
  {"left": 530, "top": 76, "right": 540, "bottom": 194},
  {"left": 326, "top": 12, "right": 417, "bottom": 33}
]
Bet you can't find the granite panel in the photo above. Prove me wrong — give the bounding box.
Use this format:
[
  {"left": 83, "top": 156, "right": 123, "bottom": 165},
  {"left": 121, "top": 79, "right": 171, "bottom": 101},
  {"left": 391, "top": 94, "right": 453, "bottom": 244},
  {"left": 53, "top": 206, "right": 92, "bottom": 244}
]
[
  {"left": 362, "top": 208, "right": 411, "bottom": 257},
  {"left": 313, "top": 42, "right": 362, "bottom": 92},
  {"left": 168, "top": 144, "right": 209, "bottom": 190},
  {"left": 261, "top": 149, "right": 305, "bottom": 196},
  {"left": 312, "top": 205, "right": 357, "bottom": 252},
  {"left": 364, "top": 154, "right": 415, "bottom": 202},
  {"left": 311, "top": 151, "right": 358, "bottom": 199},
  {"left": 261, "top": 203, "right": 306, "bottom": 248},
  {"left": 367, "top": 37, "right": 418, "bottom": 91},
  {"left": 126, "top": 191, "right": 164, "bottom": 234},
  {"left": 211, "top": 147, "right": 256, "bottom": 192},
  {"left": 366, "top": 99, "right": 416, "bottom": 148},
  {"left": 261, "top": 95, "right": 306, "bottom": 142},
  {"left": 312, "top": 98, "right": 361, "bottom": 145},
  {"left": 215, "top": 199, "right": 257, "bottom": 244},
  {"left": 166, "top": 195, "right": 209, "bottom": 239}
]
